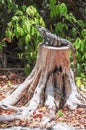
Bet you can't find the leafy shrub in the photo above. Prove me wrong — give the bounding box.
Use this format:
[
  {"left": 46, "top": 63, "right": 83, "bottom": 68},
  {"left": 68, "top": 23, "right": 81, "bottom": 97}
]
[
  {"left": 0, "top": 0, "right": 18, "bottom": 50},
  {"left": 49, "top": 0, "right": 86, "bottom": 86},
  {"left": 0, "top": 0, "right": 86, "bottom": 87},
  {"left": 6, "top": 5, "right": 45, "bottom": 74}
]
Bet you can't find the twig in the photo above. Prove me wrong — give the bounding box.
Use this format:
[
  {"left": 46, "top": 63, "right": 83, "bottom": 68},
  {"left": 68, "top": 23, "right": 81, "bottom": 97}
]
[{"left": 0, "top": 68, "right": 24, "bottom": 71}]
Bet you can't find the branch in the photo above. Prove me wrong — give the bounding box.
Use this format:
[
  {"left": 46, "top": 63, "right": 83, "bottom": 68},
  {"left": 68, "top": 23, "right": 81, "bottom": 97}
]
[{"left": 0, "top": 68, "right": 24, "bottom": 71}]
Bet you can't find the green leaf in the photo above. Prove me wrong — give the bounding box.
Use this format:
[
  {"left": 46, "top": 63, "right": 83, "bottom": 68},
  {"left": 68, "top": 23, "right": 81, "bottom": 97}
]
[
  {"left": 7, "top": 31, "right": 14, "bottom": 40},
  {"left": 26, "top": 6, "right": 38, "bottom": 17},
  {"left": 39, "top": 18, "right": 45, "bottom": 26},
  {"left": 24, "top": 64, "right": 30, "bottom": 75},
  {"left": 77, "top": 20, "right": 85, "bottom": 28},
  {"left": 80, "top": 40, "right": 84, "bottom": 51},
  {"left": 55, "top": 22, "right": 63, "bottom": 32},
  {"left": 18, "top": 53, "right": 23, "bottom": 59},
  {"left": 7, "top": 22, "right": 12, "bottom": 27},
  {"left": 57, "top": 110, "right": 64, "bottom": 117},
  {"left": 1, "top": 0, "right": 5, "bottom": 4},
  {"left": 77, "top": 63, "right": 81, "bottom": 72},
  {"left": 72, "top": 28, "right": 77, "bottom": 37},
  {"left": 65, "top": 13, "right": 77, "bottom": 23},
  {"left": 0, "top": 43, "right": 3, "bottom": 50},
  {"left": 59, "top": 3, "right": 68, "bottom": 15},
  {"left": 55, "top": 5, "right": 60, "bottom": 15},
  {"left": 25, "top": 21, "right": 31, "bottom": 33},
  {"left": 14, "top": 26, "right": 21, "bottom": 38},
  {"left": 81, "top": 29, "right": 86, "bottom": 38},
  {"left": 81, "top": 73, "right": 85, "bottom": 78},
  {"left": 49, "top": 0, "right": 56, "bottom": 5},
  {"left": 74, "top": 38, "right": 81, "bottom": 49},
  {"left": 85, "top": 53, "right": 86, "bottom": 58},
  {"left": 22, "top": 5, "right": 27, "bottom": 12},
  {"left": 55, "top": 22, "right": 66, "bottom": 37},
  {"left": 7, "top": 81, "right": 12, "bottom": 87},
  {"left": 15, "top": 10, "right": 23, "bottom": 16},
  {"left": 76, "top": 77, "right": 82, "bottom": 87},
  {"left": 25, "top": 35, "right": 30, "bottom": 44},
  {"left": 50, "top": 11, "right": 54, "bottom": 18},
  {"left": 12, "top": 16, "right": 19, "bottom": 21},
  {"left": 31, "top": 27, "right": 35, "bottom": 36}
]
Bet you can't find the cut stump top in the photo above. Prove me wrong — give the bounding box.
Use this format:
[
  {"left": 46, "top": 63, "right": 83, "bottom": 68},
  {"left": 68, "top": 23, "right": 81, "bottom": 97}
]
[{"left": 36, "top": 43, "right": 70, "bottom": 74}]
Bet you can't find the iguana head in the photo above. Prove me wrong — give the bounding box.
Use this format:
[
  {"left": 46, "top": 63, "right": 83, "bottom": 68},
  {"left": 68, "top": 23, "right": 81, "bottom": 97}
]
[
  {"left": 35, "top": 25, "right": 41, "bottom": 30},
  {"left": 36, "top": 25, "right": 44, "bottom": 32},
  {"left": 35, "top": 25, "right": 46, "bottom": 37}
]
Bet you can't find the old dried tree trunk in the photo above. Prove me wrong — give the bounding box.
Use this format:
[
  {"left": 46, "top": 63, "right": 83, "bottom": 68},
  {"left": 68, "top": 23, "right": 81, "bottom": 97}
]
[{"left": 0, "top": 43, "right": 84, "bottom": 123}]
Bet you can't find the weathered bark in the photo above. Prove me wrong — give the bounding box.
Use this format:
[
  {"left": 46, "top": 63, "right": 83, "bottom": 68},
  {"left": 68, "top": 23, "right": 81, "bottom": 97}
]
[
  {"left": 0, "top": 123, "right": 75, "bottom": 130},
  {"left": 0, "top": 43, "right": 85, "bottom": 123}
]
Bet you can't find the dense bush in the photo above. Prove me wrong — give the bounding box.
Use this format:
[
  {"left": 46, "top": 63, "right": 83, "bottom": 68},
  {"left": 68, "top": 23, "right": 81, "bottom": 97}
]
[
  {"left": 5, "top": 5, "right": 45, "bottom": 74},
  {"left": 0, "top": 0, "right": 86, "bottom": 86},
  {"left": 0, "top": 0, "right": 18, "bottom": 47},
  {"left": 49, "top": 0, "right": 86, "bottom": 86},
  {"left": 0, "top": 0, "right": 45, "bottom": 74}
]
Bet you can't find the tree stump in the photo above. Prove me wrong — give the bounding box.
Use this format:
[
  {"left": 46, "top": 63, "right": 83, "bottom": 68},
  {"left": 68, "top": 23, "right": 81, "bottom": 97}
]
[{"left": 0, "top": 43, "right": 85, "bottom": 123}]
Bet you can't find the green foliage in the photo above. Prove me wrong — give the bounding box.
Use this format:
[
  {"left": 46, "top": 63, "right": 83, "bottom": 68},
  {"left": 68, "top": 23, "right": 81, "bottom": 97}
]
[
  {"left": 57, "top": 110, "right": 64, "bottom": 117},
  {"left": 49, "top": 0, "right": 86, "bottom": 87},
  {"left": 7, "top": 81, "right": 12, "bottom": 87},
  {"left": 0, "top": 0, "right": 18, "bottom": 51},
  {"left": 76, "top": 77, "right": 86, "bottom": 88},
  {"left": 50, "top": 1, "right": 68, "bottom": 17},
  {"left": 0, "top": 0, "right": 86, "bottom": 86},
  {"left": 0, "top": 1, "right": 45, "bottom": 74},
  {"left": 0, "top": 0, "right": 18, "bottom": 12},
  {"left": 5, "top": 5, "right": 45, "bottom": 74},
  {"left": 0, "top": 41, "right": 6, "bottom": 51}
]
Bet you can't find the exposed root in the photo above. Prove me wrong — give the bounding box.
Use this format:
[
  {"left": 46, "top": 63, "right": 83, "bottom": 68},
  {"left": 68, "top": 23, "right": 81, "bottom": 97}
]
[
  {"left": 45, "top": 74, "right": 56, "bottom": 110},
  {"left": 21, "top": 70, "right": 48, "bottom": 117},
  {"left": 64, "top": 69, "right": 86, "bottom": 110},
  {"left": 41, "top": 116, "right": 55, "bottom": 127},
  {"left": 0, "top": 104, "right": 19, "bottom": 112},
  {"left": 26, "top": 65, "right": 38, "bottom": 80},
  {"left": 26, "top": 68, "right": 41, "bottom": 102},
  {"left": 0, "top": 70, "right": 37, "bottom": 106},
  {"left": 77, "top": 88, "right": 86, "bottom": 100},
  {"left": 0, "top": 113, "right": 22, "bottom": 122}
]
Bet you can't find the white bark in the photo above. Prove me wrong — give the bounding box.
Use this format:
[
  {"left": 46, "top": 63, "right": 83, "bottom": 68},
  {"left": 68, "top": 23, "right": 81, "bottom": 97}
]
[
  {"left": 45, "top": 74, "right": 56, "bottom": 109},
  {"left": 0, "top": 104, "right": 19, "bottom": 112},
  {"left": 65, "top": 69, "right": 82, "bottom": 110},
  {"left": 0, "top": 113, "right": 21, "bottom": 122},
  {"left": 21, "top": 71, "right": 48, "bottom": 117},
  {"left": 0, "top": 71, "right": 37, "bottom": 106}
]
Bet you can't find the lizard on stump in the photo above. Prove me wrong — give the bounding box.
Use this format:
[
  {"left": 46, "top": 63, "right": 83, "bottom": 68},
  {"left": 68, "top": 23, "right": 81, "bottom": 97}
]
[{"left": 36, "top": 25, "right": 77, "bottom": 79}]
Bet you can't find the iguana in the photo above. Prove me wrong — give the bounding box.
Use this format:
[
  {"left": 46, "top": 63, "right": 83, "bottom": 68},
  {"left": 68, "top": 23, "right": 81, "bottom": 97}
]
[
  {"left": 36, "top": 25, "right": 73, "bottom": 47},
  {"left": 36, "top": 25, "right": 77, "bottom": 79}
]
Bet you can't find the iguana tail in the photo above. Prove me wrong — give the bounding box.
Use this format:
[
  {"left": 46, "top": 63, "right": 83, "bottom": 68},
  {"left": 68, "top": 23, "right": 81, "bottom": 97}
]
[{"left": 71, "top": 47, "right": 77, "bottom": 80}]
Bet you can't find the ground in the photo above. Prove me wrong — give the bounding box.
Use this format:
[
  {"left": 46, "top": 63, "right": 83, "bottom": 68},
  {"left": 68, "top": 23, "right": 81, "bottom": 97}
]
[{"left": 0, "top": 70, "right": 86, "bottom": 129}]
